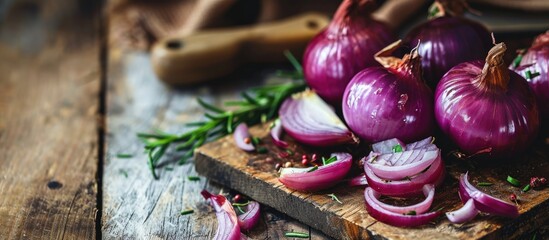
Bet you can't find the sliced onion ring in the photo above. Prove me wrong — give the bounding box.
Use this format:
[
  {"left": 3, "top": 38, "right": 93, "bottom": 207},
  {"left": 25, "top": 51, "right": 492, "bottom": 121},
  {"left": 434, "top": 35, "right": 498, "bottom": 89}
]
[
  {"left": 364, "top": 187, "right": 441, "bottom": 227},
  {"left": 372, "top": 138, "right": 406, "bottom": 153},
  {"left": 446, "top": 198, "right": 478, "bottom": 224},
  {"left": 364, "top": 154, "right": 445, "bottom": 197},
  {"left": 459, "top": 172, "right": 519, "bottom": 218},
  {"left": 270, "top": 119, "right": 288, "bottom": 148},
  {"left": 367, "top": 150, "right": 440, "bottom": 180},
  {"left": 201, "top": 190, "right": 241, "bottom": 240},
  {"left": 279, "top": 90, "right": 359, "bottom": 147},
  {"left": 237, "top": 201, "right": 260, "bottom": 231},
  {"left": 406, "top": 136, "right": 433, "bottom": 150},
  {"left": 367, "top": 184, "right": 435, "bottom": 214},
  {"left": 279, "top": 152, "right": 352, "bottom": 192},
  {"left": 234, "top": 123, "right": 254, "bottom": 151},
  {"left": 348, "top": 174, "right": 368, "bottom": 187}
]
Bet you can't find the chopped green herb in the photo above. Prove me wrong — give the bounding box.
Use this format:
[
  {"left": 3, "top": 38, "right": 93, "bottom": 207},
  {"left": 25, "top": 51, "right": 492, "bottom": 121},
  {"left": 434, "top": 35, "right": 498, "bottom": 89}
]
[
  {"left": 236, "top": 205, "right": 245, "bottom": 214},
  {"left": 307, "top": 166, "right": 318, "bottom": 173},
  {"left": 256, "top": 146, "right": 268, "bottom": 154},
  {"left": 116, "top": 153, "right": 133, "bottom": 158},
  {"left": 507, "top": 176, "right": 521, "bottom": 187},
  {"left": 392, "top": 144, "right": 403, "bottom": 153},
  {"left": 522, "top": 184, "right": 531, "bottom": 192},
  {"left": 232, "top": 201, "right": 251, "bottom": 207},
  {"left": 512, "top": 53, "right": 523, "bottom": 68},
  {"left": 477, "top": 182, "right": 493, "bottom": 187},
  {"left": 322, "top": 156, "right": 337, "bottom": 165},
  {"left": 261, "top": 114, "right": 268, "bottom": 123},
  {"left": 284, "top": 232, "right": 309, "bottom": 238},
  {"left": 405, "top": 210, "right": 417, "bottom": 215},
  {"left": 327, "top": 193, "right": 342, "bottom": 204},
  {"left": 525, "top": 70, "right": 541, "bottom": 80},
  {"left": 252, "top": 137, "right": 261, "bottom": 146},
  {"left": 119, "top": 169, "right": 128, "bottom": 178},
  {"left": 285, "top": 149, "right": 294, "bottom": 155},
  {"left": 188, "top": 176, "right": 200, "bottom": 181},
  {"left": 180, "top": 209, "right": 194, "bottom": 215}
]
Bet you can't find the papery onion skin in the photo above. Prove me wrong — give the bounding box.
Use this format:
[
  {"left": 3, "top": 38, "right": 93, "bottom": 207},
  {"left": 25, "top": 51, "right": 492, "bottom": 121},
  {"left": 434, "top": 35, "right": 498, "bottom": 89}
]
[
  {"left": 510, "top": 31, "right": 549, "bottom": 118},
  {"left": 404, "top": 1, "right": 491, "bottom": 87},
  {"left": 434, "top": 43, "right": 539, "bottom": 159},
  {"left": 364, "top": 187, "right": 441, "bottom": 227},
  {"left": 303, "top": 0, "right": 395, "bottom": 105},
  {"left": 237, "top": 201, "right": 260, "bottom": 231},
  {"left": 343, "top": 41, "right": 434, "bottom": 143},
  {"left": 279, "top": 152, "right": 352, "bottom": 192},
  {"left": 201, "top": 190, "right": 241, "bottom": 240}
]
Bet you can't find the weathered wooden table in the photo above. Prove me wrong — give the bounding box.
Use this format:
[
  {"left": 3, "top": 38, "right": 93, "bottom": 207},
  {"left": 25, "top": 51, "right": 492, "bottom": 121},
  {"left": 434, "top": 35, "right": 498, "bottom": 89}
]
[{"left": 0, "top": 0, "right": 547, "bottom": 239}]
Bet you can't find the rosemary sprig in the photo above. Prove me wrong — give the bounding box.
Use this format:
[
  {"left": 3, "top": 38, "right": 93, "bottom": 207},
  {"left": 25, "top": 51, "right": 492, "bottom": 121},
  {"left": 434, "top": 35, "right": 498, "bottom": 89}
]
[{"left": 138, "top": 52, "right": 306, "bottom": 179}]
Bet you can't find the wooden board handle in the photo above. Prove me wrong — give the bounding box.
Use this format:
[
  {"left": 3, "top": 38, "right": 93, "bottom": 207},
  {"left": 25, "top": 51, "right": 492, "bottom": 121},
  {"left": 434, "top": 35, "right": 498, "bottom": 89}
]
[{"left": 151, "top": 13, "right": 329, "bottom": 86}]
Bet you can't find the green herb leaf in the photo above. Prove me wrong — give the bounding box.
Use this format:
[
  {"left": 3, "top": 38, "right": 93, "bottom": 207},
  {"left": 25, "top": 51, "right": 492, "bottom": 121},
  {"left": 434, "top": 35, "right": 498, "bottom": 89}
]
[
  {"left": 322, "top": 156, "right": 337, "bottom": 165},
  {"left": 165, "top": 167, "right": 174, "bottom": 171},
  {"left": 187, "top": 176, "right": 200, "bottom": 181},
  {"left": 284, "top": 232, "right": 309, "bottom": 238},
  {"left": 236, "top": 205, "right": 245, "bottom": 214},
  {"left": 257, "top": 146, "right": 268, "bottom": 154},
  {"left": 307, "top": 166, "right": 318, "bottom": 173},
  {"left": 197, "top": 98, "right": 224, "bottom": 113},
  {"left": 180, "top": 209, "right": 194, "bottom": 215},
  {"left": 507, "top": 176, "right": 521, "bottom": 187},
  {"left": 477, "top": 182, "right": 493, "bottom": 187},
  {"left": 512, "top": 53, "right": 523, "bottom": 68},
  {"left": 522, "top": 184, "right": 531, "bottom": 192},
  {"left": 327, "top": 193, "right": 342, "bottom": 204},
  {"left": 232, "top": 201, "right": 251, "bottom": 207},
  {"left": 116, "top": 153, "right": 133, "bottom": 158},
  {"left": 119, "top": 169, "right": 128, "bottom": 178},
  {"left": 392, "top": 144, "right": 403, "bottom": 153},
  {"left": 283, "top": 50, "right": 303, "bottom": 76}
]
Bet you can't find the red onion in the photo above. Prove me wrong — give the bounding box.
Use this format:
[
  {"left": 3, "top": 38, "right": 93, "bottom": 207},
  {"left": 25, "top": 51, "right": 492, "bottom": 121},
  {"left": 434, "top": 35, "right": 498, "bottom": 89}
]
[
  {"left": 303, "top": 0, "right": 395, "bottom": 105},
  {"left": 459, "top": 172, "right": 519, "bottom": 218},
  {"left": 364, "top": 187, "right": 441, "bottom": 227},
  {"left": 348, "top": 174, "right": 368, "bottom": 187},
  {"left": 364, "top": 151, "right": 445, "bottom": 197},
  {"left": 234, "top": 123, "right": 254, "bottom": 151},
  {"left": 510, "top": 31, "right": 549, "bottom": 118},
  {"left": 446, "top": 198, "right": 478, "bottom": 224},
  {"left": 270, "top": 119, "right": 288, "bottom": 148},
  {"left": 434, "top": 42, "right": 540, "bottom": 159},
  {"left": 279, "top": 90, "right": 359, "bottom": 147},
  {"left": 201, "top": 190, "right": 241, "bottom": 240},
  {"left": 342, "top": 40, "right": 434, "bottom": 143},
  {"left": 405, "top": 136, "right": 433, "bottom": 150},
  {"left": 372, "top": 138, "right": 406, "bottom": 154},
  {"left": 368, "top": 184, "right": 435, "bottom": 214},
  {"left": 237, "top": 201, "right": 260, "bottom": 231},
  {"left": 404, "top": 0, "right": 491, "bottom": 87},
  {"left": 279, "top": 152, "right": 352, "bottom": 192},
  {"left": 367, "top": 149, "right": 440, "bottom": 180}
]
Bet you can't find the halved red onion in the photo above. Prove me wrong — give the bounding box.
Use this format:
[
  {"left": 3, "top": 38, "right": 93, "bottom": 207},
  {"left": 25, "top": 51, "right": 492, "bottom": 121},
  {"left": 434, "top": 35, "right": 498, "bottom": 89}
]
[
  {"left": 364, "top": 154, "right": 445, "bottom": 197},
  {"left": 237, "top": 201, "right": 260, "bottom": 231},
  {"left": 348, "top": 174, "right": 368, "bottom": 187},
  {"left": 364, "top": 187, "right": 441, "bottom": 227},
  {"left": 279, "top": 90, "right": 359, "bottom": 147},
  {"left": 234, "top": 123, "right": 254, "bottom": 151},
  {"left": 372, "top": 138, "right": 406, "bottom": 154},
  {"left": 459, "top": 173, "right": 519, "bottom": 218},
  {"left": 446, "top": 198, "right": 478, "bottom": 224},
  {"left": 279, "top": 152, "right": 352, "bottom": 192},
  {"left": 270, "top": 119, "right": 288, "bottom": 148},
  {"left": 367, "top": 150, "right": 440, "bottom": 180},
  {"left": 201, "top": 190, "right": 241, "bottom": 240},
  {"left": 368, "top": 184, "right": 435, "bottom": 214}
]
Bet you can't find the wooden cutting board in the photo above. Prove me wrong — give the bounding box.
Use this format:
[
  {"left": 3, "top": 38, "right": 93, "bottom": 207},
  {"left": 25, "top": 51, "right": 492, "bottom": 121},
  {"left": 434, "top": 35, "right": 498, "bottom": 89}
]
[{"left": 195, "top": 123, "right": 549, "bottom": 239}]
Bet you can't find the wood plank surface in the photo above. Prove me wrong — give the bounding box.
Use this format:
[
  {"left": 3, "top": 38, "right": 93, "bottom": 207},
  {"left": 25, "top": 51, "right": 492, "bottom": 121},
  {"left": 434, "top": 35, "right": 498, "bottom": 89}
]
[
  {"left": 195, "top": 123, "right": 549, "bottom": 239},
  {"left": 0, "top": 0, "right": 101, "bottom": 239},
  {"left": 101, "top": 41, "right": 329, "bottom": 238}
]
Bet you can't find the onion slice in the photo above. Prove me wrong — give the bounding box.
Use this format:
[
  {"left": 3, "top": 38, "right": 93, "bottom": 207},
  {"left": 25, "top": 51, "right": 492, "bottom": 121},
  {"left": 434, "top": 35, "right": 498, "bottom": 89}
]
[
  {"left": 372, "top": 138, "right": 406, "bottom": 154},
  {"left": 279, "top": 90, "right": 359, "bottom": 147},
  {"left": 364, "top": 154, "right": 445, "bottom": 197},
  {"left": 367, "top": 150, "right": 440, "bottom": 180},
  {"left": 348, "top": 174, "right": 368, "bottom": 187},
  {"left": 201, "top": 190, "right": 241, "bottom": 240},
  {"left": 234, "top": 123, "right": 254, "bottom": 151},
  {"left": 237, "top": 201, "right": 260, "bottom": 231},
  {"left": 446, "top": 199, "right": 478, "bottom": 224},
  {"left": 459, "top": 172, "right": 519, "bottom": 218},
  {"left": 279, "top": 152, "right": 352, "bottom": 192},
  {"left": 364, "top": 187, "right": 441, "bottom": 227},
  {"left": 406, "top": 137, "right": 433, "bottom": 150},
  {"left": 367, "top": 184, "right": 435, "bottom": 214},
  {"left": 270, "top": 119, "right": 288, "bottom": 148}
]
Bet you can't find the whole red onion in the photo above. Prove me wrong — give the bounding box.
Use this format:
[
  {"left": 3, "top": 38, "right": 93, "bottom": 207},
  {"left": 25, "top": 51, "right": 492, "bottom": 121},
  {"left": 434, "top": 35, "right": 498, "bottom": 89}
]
[
  {"left": 404, "top": 0, "right": 491, "bottom": 88},
  {"left": 510, "top": 31, "right": 549, "bottom": 119},
  {"left": 342, "top": 40, "right": 434, "bottom": 143},
  {"left": 435, "top": 42, "right": 539, "bottom": 159},
  {"left": 303, "top": 0, "right": 394, "bottom": 105}
]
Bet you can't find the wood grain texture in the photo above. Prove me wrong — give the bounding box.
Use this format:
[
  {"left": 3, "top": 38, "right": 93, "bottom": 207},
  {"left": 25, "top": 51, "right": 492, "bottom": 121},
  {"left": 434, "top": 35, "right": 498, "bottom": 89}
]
[
  {"left": 102, "top": 35, "right": 330, "bottom": 238},
  {"left": 195, "top": 123, "right": 549, "bottom": 240},
  {"left": 0, "top": 0, "right": 101, "bottom": 239}
]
